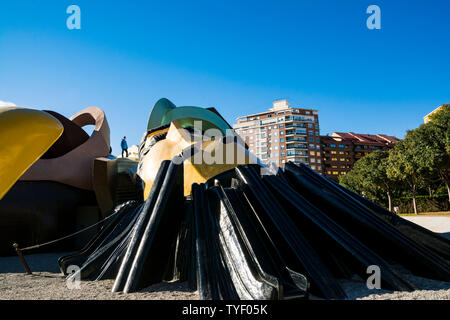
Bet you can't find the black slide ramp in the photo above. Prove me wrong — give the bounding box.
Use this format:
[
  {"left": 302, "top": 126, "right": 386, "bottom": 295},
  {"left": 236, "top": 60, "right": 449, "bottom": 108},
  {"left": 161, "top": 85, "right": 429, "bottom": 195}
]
[
  {"left": 122, "top": 158, "right": 184, "bottom": 293},
  {"left": 70, "top": 205, "right": 141, "bottom": 280},
  {"left": 94, "top": 232, "right": 134, "bottom": 280},
  {"left": 215, "top": 185, "right": 309, "bottom": 299},
  {"left": 220, "top": 186, "right": 309, "bottom": 299},
  {"left": 192, "top": 183, "right": 215, "bottom": 299},
  {"left": 327, "top": 177, "right": 450, "bottom": 260},
  {"left": 289, "top": 163, "right": 450, "bottom": 272},
  {"left": 192, "top": 183, "right": 239, "bottom": 300},
  {"left": 111, "top": 160, "right": 170, "bottom": 293},
  {"left": 207, "top": 186, "right": 280, "bottom": 300},
  {"left": 235, "top": 165, "right": 347, "bottom": 299},
  {"left": 263, "top": 173, "right": 416, "bottom": 292},
  {"left": 284, "top": 163, "right": 450, "bottom": 282},
  {"left": 58, "top": 200, "right": 138, "bottom": 275},
  {"left": 176, "top": 199, "right": 197, "bottom": 289}
]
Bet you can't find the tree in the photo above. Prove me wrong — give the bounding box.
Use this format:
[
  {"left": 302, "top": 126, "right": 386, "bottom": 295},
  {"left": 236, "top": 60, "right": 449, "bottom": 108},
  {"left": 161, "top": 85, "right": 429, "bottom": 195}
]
[
  {"left": 339, "top": 167, "right": 364, "bottom": 196},
  {"left": 387, "top": 133, "right": 426, "bottom": 214},
  {"left": 340, "top": 151, "right": 396, "bottom": 211},
  {"left": 424, "top": 104, "right": 450, "bottom": 203}
]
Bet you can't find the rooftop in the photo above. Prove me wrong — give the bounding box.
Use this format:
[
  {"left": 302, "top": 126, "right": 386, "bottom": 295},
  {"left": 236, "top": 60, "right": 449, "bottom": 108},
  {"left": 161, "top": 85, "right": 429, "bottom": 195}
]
[{"left": 330, "top": 132, "right": 400, "bottom": 146}]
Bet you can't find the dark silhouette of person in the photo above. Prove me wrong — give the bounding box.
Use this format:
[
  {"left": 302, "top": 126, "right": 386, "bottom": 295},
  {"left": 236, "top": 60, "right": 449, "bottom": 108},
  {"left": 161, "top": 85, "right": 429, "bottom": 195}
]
[{"left": 121, "top": 136, "right": 128, "bottom": 158}]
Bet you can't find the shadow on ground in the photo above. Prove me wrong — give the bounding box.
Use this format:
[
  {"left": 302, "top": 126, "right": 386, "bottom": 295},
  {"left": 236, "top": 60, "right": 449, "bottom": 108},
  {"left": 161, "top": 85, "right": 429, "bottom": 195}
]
[{"left": 0, "top": 252, "right": 69, "bottom": 274}]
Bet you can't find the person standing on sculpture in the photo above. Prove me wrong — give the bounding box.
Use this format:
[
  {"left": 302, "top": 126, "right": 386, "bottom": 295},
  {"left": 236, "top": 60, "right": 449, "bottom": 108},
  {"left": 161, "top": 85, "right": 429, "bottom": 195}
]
[{"left": 121, "top": 136, "right": 128, "bottom": 158}]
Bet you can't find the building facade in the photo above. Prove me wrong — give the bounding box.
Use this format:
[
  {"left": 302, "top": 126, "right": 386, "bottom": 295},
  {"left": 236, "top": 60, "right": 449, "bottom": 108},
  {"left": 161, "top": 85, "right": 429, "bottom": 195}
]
[
  {"left": 233, "top": 100, "right": 322, "bottom": 173},
  {"left": 320, "top": 132, "right": 400, "bottom": 180},
  {"left": 424, "top": 105, "right": 445, "bottom": 123}
]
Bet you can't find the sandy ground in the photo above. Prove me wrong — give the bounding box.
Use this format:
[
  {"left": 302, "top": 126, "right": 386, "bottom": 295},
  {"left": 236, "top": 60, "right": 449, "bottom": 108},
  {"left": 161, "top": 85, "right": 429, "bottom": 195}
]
[
  {"left": 1, "top": 216, "right": 449, "bottom": 300},
  {"left": 0, "top": 252, "right": 197, "bottom": 300}
]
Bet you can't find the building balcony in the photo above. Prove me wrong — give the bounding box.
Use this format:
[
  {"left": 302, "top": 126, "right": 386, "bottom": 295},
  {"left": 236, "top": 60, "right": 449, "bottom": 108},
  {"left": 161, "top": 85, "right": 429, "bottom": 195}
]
[
  {"left": 286, "top": 137, "right": 307, "bottom": 143},
  {"left": 286, "top": 145, "right": 307, "bottom": 150},
  {"left": 285, "top": 123, "right": 307, "bottom": 129}
]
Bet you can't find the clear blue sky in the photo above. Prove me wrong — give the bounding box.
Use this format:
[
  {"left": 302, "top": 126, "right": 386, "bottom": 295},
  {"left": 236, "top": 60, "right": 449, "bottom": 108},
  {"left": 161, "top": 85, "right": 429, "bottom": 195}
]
[{"left": 1, "top": 0, "right": 449, "bottom": 154}]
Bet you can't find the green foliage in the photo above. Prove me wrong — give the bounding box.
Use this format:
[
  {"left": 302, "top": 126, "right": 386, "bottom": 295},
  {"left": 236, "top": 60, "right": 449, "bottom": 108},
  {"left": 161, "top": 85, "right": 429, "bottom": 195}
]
[
  {"left": 425, "top": 105, "right": 450, "bottom": 193},
  {"left": 340, "top": 104, "right": 450, "bottom": 213},
  {"left": 387, "top": 131, "right": 425, "bottom": 188},
  {"left": 339, "top": 151, "right": 395, "bottom": 207}
]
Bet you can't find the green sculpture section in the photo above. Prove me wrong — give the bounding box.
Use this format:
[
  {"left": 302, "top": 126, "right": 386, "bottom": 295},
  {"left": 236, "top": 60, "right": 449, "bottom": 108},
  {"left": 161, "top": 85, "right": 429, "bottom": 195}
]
[{"left": 147, "top": 98, "right": 233, "bottom": 135}]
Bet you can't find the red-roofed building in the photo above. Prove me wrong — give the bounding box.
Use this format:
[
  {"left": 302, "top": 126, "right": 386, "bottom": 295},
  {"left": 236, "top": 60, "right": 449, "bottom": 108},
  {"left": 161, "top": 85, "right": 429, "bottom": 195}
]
[{"left": 320, "top": 132, "right": 400, "bottom": 180}]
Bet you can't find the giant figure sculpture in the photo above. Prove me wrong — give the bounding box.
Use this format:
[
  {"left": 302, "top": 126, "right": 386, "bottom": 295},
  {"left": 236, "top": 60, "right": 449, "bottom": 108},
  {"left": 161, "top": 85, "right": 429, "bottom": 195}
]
[{"left": 1, "top": 98, "right": 449, "bottom": 300}]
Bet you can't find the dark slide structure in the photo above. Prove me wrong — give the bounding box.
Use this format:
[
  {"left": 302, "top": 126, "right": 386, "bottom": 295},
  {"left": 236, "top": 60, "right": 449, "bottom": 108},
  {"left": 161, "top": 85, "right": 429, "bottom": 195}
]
[
  {"left": 59, "top": 160, "right": 450, "bottom": 300},
  {"left": 2, "top": 100, "right": 449, "bottom": 300}
]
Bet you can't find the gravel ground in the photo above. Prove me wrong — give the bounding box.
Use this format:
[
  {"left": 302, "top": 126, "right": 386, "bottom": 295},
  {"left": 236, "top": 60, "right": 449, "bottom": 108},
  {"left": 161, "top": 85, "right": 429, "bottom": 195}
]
[
  {"left": 1, "top": 216, "right": 449, "bottom": 300},
  {"left": 0, "top": 252, "right": 198, "bottom": 300}
]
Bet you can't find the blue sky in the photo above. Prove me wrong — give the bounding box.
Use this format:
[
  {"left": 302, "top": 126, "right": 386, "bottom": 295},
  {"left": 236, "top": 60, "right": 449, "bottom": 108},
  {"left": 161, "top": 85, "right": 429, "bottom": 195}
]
[{"left": 1, "top": 0, "right": 449, "bottom": 154}]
